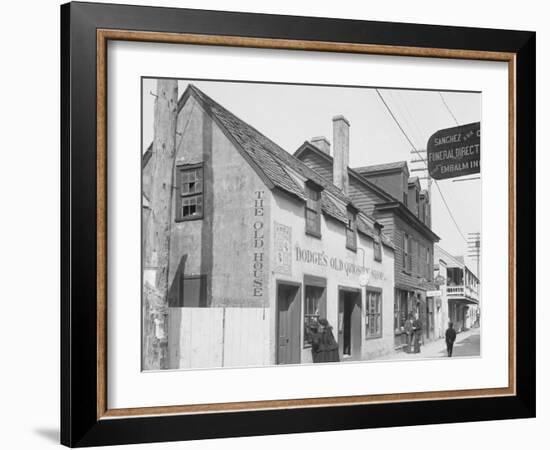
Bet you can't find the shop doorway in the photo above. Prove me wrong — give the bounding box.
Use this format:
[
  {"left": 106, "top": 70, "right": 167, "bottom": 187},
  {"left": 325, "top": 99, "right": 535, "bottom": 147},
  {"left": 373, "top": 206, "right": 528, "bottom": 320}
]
[
  {"left": 338, "top": 288, "right": 362, "bottom": 360},
  {"left": 276, "top": 282, "right": 301, "bottom": 365}
]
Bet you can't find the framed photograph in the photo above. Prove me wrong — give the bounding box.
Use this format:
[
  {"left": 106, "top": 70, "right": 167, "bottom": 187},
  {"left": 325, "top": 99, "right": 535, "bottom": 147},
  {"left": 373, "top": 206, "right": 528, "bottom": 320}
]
[{"left": 61, "top": 1, "right": 535, "bottom": 447}]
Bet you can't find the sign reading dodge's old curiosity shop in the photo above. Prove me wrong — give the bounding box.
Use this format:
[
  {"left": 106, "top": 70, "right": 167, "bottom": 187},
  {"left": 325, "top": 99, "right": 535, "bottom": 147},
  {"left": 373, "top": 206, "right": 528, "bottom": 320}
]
[{"left": 427, "top": 122, "right": 480, "bottom": 180}]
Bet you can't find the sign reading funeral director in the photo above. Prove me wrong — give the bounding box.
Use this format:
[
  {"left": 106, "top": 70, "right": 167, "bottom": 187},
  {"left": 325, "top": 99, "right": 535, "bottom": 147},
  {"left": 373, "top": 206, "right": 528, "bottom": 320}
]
[{"left": 427, "top": 122, "right": 480, "bottom": 180}]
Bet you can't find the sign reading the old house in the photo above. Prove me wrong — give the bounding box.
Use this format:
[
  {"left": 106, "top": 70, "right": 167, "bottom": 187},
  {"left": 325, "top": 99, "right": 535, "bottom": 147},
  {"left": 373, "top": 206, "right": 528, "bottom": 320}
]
[
  {"left": 252, "top": 190, "right": 265, "bottom": 297},
  {"left": 427, "top": 122, "right": 480, "bottom": 180},
  {"left": 273, "top": 222, "right": 292, "bottom": 275}
]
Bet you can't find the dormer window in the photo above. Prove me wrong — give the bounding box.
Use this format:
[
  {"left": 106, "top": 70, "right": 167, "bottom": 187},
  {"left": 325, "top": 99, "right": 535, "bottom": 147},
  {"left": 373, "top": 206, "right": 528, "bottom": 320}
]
[
  {"left": 346, "top": 209, "right": 357, "bottom": 252},
  {"left": 305, "top": 183, "right": 321, "bottom": 237}
]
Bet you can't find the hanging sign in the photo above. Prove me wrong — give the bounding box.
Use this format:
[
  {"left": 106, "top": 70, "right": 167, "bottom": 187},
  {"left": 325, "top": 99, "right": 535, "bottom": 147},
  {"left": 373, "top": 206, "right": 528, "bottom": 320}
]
[{"left": 427, "top": 122, "right": 480, "bottom": 180}]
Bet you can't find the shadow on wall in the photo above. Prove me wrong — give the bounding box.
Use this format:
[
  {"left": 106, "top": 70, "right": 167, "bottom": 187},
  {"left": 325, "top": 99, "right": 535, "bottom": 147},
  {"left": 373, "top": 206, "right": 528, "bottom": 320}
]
[{"left": 33, "top": 428, "right": 59, "bottom": 444}]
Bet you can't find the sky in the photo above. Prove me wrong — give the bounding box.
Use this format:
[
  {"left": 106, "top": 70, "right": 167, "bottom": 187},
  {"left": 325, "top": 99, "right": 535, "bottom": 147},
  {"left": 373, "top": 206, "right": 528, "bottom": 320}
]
[{"left": 142, "top": 78, "right": 481, "bottom": 276}]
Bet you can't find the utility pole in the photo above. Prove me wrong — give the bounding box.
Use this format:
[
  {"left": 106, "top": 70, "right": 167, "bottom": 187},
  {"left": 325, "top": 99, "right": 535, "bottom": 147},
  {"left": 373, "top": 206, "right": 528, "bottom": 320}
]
[
  {"left": 143, "top": 79, "right": 178, "bottom": 370},
  {"left": 467, "top": 232, "right": 481, "bottom": 277},
  {"left": 409, "top": 149, "right": 432, "bottom": 219}
]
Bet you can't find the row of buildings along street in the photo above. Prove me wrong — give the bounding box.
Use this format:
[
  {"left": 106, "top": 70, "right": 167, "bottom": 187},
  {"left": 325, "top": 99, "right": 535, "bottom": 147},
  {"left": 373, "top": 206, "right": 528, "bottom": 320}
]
[{"left": 142, "top": 80, "right": 481, "bottom": 370}]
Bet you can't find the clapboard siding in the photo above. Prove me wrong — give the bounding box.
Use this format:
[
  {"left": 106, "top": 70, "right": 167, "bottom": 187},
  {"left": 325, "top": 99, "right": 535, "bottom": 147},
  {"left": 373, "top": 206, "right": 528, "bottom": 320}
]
[
  {"left": 168, "top": 307, "right": 270, "bottom": 369},
  {"left": 348, "top": 177, "right": 386, "bottom": 215},
  {"left": 296, "top": 146, "right": 436, "bottom": 293},
  {"left": 299, "top": 152, "right": 333, "bottom": 183},
  {"left": 391, "top": 215, "right": 436, "bottom": 292},
  {"left": 373, "top": 210, "right": 395, "bottom": 240},
  {"left": 297, "top": 149, "right": 386, "bottom": 217}
]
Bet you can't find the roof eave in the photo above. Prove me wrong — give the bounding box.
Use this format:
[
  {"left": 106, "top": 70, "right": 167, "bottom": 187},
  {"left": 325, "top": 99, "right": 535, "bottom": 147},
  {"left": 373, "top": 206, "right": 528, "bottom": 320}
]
[{"left": 375, "top": 201, "right": 440, "bottom": 242}]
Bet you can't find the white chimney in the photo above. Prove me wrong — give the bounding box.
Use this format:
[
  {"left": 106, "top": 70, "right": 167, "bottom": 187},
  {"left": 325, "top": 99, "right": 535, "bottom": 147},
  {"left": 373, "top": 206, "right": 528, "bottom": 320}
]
[
  {"left": 310, "top": 136, "right": 331, "bottom": 155},
  {"left": 332, "top": 115, "right": 350, "bottom": 195}
]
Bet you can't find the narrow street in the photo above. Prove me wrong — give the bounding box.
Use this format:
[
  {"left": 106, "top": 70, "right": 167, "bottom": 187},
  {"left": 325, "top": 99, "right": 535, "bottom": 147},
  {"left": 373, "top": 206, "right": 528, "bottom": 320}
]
[{"left": 373, "top": 328, "right": 480, "bottom": 361}]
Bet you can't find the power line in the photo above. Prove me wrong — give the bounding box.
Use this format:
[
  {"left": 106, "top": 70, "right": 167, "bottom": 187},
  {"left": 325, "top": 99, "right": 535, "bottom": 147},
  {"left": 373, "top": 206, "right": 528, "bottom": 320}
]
[
  {"left": 375, "top": 89, "right": 420, "bottom": 155},
  {"left": 375, "top": 88, "right": 468, "bottom": 243},
  {"left": 438, "top": 92, "right": 459, "bottom": 126}
]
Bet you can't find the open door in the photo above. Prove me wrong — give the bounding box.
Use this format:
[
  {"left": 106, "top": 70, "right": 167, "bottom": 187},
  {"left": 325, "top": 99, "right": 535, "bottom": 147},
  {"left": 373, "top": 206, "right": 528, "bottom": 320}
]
[
  {"left": 338, "top": 288, "right": 362, "bottom": 360},
  {"left": 277, "top": 283, "right": 301, "bottom": 364}
]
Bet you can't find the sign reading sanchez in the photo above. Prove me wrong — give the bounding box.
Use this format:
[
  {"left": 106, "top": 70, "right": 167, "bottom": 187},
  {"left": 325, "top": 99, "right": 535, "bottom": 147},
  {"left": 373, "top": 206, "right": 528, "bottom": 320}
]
[{"left": 427, "top": 122, "right": 480, "bottom": 180}]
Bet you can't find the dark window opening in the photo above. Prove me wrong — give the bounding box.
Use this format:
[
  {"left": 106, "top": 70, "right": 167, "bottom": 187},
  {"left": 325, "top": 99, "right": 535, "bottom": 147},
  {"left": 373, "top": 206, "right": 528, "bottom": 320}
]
[
  {"left": 176, "top": 165, "right": 203, "bottom": 221},
  {"left": 303, "top": 284, "right": 326, "bottom": 347},
  {"left": 176, "top": 275, "right": 207, "bottom": 307}
]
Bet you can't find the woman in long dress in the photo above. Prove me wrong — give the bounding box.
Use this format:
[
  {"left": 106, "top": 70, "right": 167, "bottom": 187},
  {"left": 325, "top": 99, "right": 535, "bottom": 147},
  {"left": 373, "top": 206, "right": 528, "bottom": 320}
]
[{"left": 318, "top": 318, "right": 340, "bottom": 363}]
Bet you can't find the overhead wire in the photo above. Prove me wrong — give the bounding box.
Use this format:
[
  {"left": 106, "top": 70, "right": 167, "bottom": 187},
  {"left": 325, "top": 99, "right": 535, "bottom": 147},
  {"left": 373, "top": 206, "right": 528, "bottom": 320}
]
[{"left": 374, "top": 88, "right": 468, "bottom": 243}]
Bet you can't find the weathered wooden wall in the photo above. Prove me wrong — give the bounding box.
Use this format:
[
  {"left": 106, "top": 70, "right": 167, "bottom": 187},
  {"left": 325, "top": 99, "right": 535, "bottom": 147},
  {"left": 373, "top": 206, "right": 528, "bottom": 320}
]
[{"left": 168, "top": 307, "right": 270, "bottom": 369}]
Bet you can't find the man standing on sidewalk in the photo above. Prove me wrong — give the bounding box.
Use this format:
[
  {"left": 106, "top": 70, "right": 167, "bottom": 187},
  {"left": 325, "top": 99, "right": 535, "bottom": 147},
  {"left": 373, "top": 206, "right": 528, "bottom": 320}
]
[
  {"left": 412, "top": 313, "right": 423, "bottom": 353},
  {"left": 445, "top": 322, "right": 457, "bottom": 357}
]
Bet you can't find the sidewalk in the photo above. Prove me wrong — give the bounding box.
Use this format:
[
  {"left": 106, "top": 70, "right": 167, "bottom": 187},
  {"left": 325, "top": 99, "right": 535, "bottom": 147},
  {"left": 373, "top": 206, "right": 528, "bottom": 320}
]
[{"left": 373, "top": 327, "right": 480, "bottom": 361}]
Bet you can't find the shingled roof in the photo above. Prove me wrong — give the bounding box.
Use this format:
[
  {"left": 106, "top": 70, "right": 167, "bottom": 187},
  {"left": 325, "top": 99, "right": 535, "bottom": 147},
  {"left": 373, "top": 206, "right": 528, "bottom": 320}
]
[
  {"left": 181, "top": 85, "right": 388, "bottom": 241},
  {"left": 354, "top": 160, "right": 408, "bottom": 174},
  {"left": 185, "top": 85, "right": 355, "bottom": 205}
]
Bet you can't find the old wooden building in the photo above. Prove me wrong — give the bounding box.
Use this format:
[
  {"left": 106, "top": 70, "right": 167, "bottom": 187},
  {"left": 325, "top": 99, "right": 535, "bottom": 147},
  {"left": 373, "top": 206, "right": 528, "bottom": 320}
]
[
  {"left": 142, "top": 84, "right": 396, "bottom": 369},
  {"left": 434, "top": 246, "right": 480, "bottom": 333},
  {"left": 295, "top": 139, "right": 440, "bottom": 350}
]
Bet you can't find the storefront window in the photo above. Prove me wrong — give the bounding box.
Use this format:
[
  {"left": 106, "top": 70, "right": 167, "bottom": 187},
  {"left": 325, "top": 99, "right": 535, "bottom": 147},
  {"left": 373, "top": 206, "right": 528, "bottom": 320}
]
[
  {"left": 394, "top": 290, "right": 409, "bottom": 333},
  {"left": 303, "top": 285, "right": 325, "bottom": 346},
  {"left": 366, "top": 289, "right": 382, "bottom": 338}
]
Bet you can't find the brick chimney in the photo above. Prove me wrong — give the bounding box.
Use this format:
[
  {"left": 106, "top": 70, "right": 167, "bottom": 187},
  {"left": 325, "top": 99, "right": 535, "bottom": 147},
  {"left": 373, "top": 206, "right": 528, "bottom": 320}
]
[
  {"left": 310, "top": 136, "right": 331, "bottom": 155},
  {"left": 332, "top": 115, "right": 350, "bottom": 195}
]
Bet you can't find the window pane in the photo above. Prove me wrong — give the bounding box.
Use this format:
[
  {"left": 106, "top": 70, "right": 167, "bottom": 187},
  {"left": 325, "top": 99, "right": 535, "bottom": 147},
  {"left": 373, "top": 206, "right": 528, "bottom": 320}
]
[{"left": 304, "top": 286, "right": 324, "bottom": 345}]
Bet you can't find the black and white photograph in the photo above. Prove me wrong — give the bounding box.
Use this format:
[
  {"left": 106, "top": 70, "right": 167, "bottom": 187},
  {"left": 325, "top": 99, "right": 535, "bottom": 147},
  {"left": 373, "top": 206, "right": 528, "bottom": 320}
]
[{"left": 141, "top": 78, "right": 481, "bottom": 370}]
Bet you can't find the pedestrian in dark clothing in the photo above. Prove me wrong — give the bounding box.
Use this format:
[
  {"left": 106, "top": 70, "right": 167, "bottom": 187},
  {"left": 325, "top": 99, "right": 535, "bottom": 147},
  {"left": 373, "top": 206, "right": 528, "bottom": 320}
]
[
  {"left": 309, "top": 323, "right": 323, "bottom": 363},
  {"left": 412, "top": 314, "right": 423, "bottom": 353},
  {"left": 318, "top": 318, "right": 340, "bottom": 363},
  {"left": 445, "top": 322, "right": 457, "bottom": 357},
  {"left": 404, "top": 313, "right": 414, "bottom": 353}
]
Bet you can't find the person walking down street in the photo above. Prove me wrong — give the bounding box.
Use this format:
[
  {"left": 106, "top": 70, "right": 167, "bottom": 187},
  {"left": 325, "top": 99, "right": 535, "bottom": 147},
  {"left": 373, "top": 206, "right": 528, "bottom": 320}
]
[
  {"left": 404, "top": 313, "right": 414, "bottom": 353},
  {"left": 309, "top": 323, "right": 323, "bottom": 363},
  {"left": 412, "top": 313, "right": 423, "bottom": 354},
  {"left": 445, "top": 322, "right": 457, "bottom": 357},
  {"left": 318, "top": 318, "right": 340, "bottom": 363}
]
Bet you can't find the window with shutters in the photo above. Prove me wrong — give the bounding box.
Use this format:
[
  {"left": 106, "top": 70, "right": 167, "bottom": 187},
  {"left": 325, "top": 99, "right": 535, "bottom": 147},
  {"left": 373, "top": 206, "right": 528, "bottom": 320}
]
[
  {"left": 403, "top": 233, "right": 412, "bottom": 273},
  {"left": 426, "top": 247, "right": 432, "bottom": 281},
  {"left": 365, "top": 288, "right": 382, "bottom": 339},
  {"left": 305, "top": 184, "right": 321, "bottom": 237},
  {"left": 176, "top": 275, "right": 207, "bottom": 307},
  {"left": 345, "top": 209, "right": 357, "bottom": 252},
  {"left": 373, "top": 229, "right": 382, "bottom": 262},
  {"left": 412, "top": 239, "right": 418, "bottom": 275},
  {"left": 176, "top": 164, "right": 203, "bottom": 221}
]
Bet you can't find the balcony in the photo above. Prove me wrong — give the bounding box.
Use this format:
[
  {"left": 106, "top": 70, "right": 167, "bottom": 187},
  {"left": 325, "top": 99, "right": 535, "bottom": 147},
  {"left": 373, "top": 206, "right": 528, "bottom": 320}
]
[{"left": 446, "top": 285, "right": 479, "bottom": 303}]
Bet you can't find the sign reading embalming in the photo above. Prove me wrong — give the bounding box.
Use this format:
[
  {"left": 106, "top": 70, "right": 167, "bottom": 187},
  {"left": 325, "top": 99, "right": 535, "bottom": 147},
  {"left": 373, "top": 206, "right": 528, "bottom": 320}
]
[
  {"left": 273, "top": 222, "right": 292, "bottom": 275},
  {"left": 427, "top": 122, "right": 480, "bottom": 180}
]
